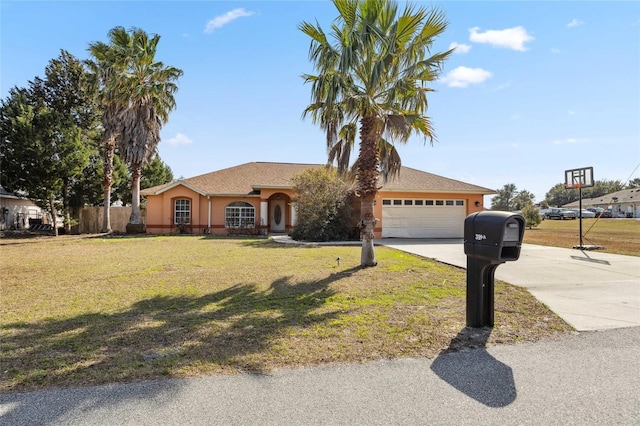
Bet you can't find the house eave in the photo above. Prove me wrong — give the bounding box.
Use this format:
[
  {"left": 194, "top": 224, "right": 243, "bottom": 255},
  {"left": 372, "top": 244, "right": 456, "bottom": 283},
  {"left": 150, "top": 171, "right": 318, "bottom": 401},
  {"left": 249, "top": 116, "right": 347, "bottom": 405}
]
[
  {"left": 379, "top": 188, "right": 496, "bottom": 195},
  {"left": 251, "top": 185, "right": 292, "bottom": 190},
  {"left": 205, "top": 193, "right": 262, "bottom": 198}
]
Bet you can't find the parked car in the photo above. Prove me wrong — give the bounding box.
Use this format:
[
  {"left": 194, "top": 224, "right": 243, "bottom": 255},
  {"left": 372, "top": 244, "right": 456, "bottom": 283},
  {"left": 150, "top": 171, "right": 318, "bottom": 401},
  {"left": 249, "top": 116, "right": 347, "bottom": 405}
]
[
  {"left": 570, "top": 209, "right": 596, "bottom": 218},
  {"left": 544, "top": 208, "right": 577, "bottom": 220},
  {"left": 586, "top": 207, "right": 604, "bottom": 216}
]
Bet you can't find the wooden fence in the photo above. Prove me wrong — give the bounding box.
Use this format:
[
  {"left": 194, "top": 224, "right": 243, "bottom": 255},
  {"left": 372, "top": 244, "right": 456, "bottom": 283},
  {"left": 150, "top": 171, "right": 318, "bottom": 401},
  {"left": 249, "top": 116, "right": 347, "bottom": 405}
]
[{"left": 76, "top": 207, "right": 145, "bottom": 234}]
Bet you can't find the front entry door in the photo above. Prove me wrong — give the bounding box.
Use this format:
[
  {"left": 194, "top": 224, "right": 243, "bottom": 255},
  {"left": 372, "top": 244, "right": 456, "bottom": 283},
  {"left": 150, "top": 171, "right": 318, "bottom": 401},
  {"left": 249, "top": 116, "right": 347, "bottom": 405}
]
[{"left": 270, "top": 200, "right": 286, "bottom": 232}]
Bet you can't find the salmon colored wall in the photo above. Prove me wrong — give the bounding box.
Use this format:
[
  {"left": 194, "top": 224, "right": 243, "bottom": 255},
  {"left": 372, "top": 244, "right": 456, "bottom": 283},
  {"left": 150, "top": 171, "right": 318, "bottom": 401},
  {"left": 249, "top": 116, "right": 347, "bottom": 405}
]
[
  {"left": 145, "top": 188, "right": 263, "bottom": 235},
  {"left": 260, "top": 189, "right": 295, "bottom": 199},
  {"left": 146, "top": 186, "right": 205, "bottom": 234},
  {"left": 145, "top": 185, "right": 487, "bottom": 236}
]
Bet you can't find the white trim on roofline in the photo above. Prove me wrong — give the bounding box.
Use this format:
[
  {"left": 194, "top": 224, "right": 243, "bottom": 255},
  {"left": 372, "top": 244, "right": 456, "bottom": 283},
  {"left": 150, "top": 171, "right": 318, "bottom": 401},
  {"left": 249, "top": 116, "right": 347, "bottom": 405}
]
[{"left": 145, "top": 180, "right": 207, "bottom": 196}]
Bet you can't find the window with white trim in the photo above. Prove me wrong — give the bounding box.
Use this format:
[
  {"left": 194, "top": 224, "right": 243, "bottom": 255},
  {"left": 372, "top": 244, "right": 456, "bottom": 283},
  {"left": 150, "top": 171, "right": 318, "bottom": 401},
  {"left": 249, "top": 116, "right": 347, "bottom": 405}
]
[
  {"left": 174, "top": 199, "right": 191, "bottom": 224},
  {"left": 225, "top": 201, "right": 255, "bottom": 228}
]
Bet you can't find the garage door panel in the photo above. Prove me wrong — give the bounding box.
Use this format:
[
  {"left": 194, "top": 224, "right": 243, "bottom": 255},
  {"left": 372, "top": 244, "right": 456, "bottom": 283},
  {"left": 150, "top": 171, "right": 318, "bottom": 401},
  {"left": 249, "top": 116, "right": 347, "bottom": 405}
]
[{"left": 382, "top": 203, "right": 465, "bottom": 238}]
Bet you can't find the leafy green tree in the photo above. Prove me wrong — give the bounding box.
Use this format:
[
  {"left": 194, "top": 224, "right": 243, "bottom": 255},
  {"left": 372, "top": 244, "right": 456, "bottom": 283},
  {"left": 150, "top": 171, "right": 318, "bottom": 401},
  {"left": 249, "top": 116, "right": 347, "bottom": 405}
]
[
  {"left": 491, "top": 184, "right": 536, "bottom": 211},
  {"left": 290, "top": 168, "right": 355, "bottom": 242},
  {"left": 512, "top": 190, "right": 536, "bottom": 210},
  {"left": 521, "top": 204, "right": 541, "bottom": 229},
  {"left": 587, "top": 179, "right": 624, "bottom": 198},
  {"left": 35, "top": 51, "right": 100, "bottom": 232},
  {"left": 300, "top": 0, "right": 452, "bottom": 266},
  {"left": 0, "top": 51, "right": 97, "bottom": 235},
  {"left": 545, "top": 179, "right": 625, "bottom": 207},
  {"left": 490, "top": 184, "right": 518, "bottom": 211},
  {"left": 544, "top": 183, "right": 574, "bottom": 207},
  {"left": 141, "top": 154, "right": 174, "bottom": 190},
  {"left": 70, "top": 150, "right": 129, "bottom": 208},
  {"left": 627, "top": 178, "right": 640, "bottom": 188}
]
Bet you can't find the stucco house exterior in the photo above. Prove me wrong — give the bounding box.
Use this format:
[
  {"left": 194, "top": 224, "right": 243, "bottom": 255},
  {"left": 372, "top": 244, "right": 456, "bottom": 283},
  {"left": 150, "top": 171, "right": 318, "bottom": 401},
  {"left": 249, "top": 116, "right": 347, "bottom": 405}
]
[
  {"left": 0, "top": 186, "right": 48, "bottom": 231},
  {"left": 563, "top": 187, "right": 640, "bottom": 218},
  {"left": 140, "top": 162, "right": 495, "bottom": 239}
]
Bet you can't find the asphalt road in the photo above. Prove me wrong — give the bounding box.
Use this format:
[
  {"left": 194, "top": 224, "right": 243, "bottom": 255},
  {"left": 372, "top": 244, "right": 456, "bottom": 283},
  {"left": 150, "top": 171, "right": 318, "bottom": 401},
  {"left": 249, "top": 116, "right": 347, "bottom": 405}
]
[{"left": 2, "top": 326, "right": 639, "bottom": 426}]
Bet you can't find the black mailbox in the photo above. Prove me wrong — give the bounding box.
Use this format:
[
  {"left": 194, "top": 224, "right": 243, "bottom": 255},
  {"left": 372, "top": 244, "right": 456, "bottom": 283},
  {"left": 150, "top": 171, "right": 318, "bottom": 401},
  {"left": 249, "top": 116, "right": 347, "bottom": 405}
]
[
  {"left": 464, "top": 211, "right": 524, "bottom": 262},
  {"left": 463, "top": 211, "right": 525, "bottom": 328}
]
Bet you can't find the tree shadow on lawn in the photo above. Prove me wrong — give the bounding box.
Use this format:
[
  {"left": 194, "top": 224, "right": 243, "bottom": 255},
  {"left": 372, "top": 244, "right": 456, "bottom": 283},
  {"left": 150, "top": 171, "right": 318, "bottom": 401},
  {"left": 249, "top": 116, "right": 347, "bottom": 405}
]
[{"left": 0, "top": 267, "right": 364, "bottom": 422}]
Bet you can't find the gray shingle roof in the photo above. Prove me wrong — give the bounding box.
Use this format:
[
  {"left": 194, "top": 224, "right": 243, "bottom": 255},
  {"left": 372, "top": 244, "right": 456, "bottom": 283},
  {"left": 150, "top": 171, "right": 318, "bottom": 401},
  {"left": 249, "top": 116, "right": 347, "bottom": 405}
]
[
  {"left": 381, "top": 166, "right": 495, "bottom": 194},
  {"left": 141, "top": 162, "right": 495, "bottom": 196},
  {"left": 563, "top": 187, "right": 640, "bottom": 207}
]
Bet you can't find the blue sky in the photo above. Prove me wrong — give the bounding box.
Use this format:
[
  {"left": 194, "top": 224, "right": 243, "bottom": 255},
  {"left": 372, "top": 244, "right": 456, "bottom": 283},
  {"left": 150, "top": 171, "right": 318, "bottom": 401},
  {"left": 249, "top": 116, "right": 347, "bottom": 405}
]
[{"left": 2, "top": 1, "right": 639, "bottom": 204}]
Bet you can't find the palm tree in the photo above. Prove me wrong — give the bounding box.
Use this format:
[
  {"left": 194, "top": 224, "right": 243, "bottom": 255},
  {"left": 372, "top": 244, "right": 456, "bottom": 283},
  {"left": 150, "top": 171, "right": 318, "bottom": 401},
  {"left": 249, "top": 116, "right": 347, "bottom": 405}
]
[
  {"left": 300, "top": 0, "right": 453, "bottom": 266},
  {"left": 89, "top": 27, "right": 182, "bottom": 230},
  {"left": 85, "top": 36, "right": 126, "bottom": 233}
]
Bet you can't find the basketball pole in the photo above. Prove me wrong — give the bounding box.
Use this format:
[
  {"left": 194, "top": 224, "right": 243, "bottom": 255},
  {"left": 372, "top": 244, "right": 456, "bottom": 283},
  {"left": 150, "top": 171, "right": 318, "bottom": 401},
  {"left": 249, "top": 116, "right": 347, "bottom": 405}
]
[{"left": 578, "top": 184, "right": 583, "bottom": 248}]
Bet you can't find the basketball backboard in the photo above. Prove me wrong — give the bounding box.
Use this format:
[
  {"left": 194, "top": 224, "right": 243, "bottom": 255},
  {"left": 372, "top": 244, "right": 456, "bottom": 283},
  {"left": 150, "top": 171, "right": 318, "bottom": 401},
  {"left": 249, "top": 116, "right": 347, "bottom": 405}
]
[{"left": 564, "top": 167, "right": 594, "bottom": 189}]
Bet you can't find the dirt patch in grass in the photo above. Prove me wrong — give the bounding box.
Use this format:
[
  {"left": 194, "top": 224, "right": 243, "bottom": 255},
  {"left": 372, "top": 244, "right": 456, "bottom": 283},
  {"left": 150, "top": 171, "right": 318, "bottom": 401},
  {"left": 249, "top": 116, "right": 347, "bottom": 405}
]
[
  {"left": 0, "top": 235, "right": 573, "bottom": 392},
  {"left": 524, "top": 218, "right": 640, "bottom": 256}
]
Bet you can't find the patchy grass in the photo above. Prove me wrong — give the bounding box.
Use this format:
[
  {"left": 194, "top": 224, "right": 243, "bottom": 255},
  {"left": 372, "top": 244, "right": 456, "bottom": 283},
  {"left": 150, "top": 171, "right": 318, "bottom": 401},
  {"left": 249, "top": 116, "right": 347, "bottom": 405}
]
[
  {"left": 0, "top": 235, "right": 572, "bottom": 392},
  {"left": 524, "top": 218, "right": 640, "bottom": 256}
]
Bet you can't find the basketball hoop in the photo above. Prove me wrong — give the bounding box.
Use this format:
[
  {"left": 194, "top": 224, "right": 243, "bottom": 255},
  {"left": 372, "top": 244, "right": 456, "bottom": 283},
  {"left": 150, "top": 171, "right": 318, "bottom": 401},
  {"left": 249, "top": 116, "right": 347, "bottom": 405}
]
[{"left": 564, "top": 167, "right": 594, "bottom": 250}]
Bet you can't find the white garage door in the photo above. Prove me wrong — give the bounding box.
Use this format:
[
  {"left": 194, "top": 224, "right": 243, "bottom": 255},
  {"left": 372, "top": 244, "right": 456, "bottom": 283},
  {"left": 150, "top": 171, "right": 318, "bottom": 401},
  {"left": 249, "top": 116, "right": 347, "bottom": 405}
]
[{"left": 381, "top": 198, "right": 466, "bottom": 238}]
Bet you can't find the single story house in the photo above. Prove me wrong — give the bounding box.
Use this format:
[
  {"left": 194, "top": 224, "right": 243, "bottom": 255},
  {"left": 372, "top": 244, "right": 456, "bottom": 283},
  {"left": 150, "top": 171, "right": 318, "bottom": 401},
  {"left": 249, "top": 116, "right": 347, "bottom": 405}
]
[
  {"left": 140, "top": 162, "right": 495, "bottom": 238},
  {"left": 0, "top": 185, "right": 48, "bottom": 231},
  {"left": 563, "top": 187, "right": 640, "bottom": 218}
]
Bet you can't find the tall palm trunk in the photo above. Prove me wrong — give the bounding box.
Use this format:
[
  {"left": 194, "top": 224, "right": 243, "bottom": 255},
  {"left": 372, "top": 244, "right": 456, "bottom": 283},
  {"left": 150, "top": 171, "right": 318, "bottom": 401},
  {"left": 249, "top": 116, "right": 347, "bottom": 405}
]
[
  {"left": 128, "top": 163, "right": 143, "bottom": 226},
  {"left": 358, "top": 116, "right": 380, "bottom": 267},
  {"left": 101, "top": 134, "right": 115, "bottom": 233}
]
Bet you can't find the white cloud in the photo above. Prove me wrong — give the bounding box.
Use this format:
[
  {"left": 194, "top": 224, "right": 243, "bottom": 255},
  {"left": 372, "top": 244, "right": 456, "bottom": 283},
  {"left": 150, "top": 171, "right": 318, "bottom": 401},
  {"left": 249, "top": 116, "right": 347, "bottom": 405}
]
[
  {"left": 449, "top": 42, "right": 471, "bottom": 54},
  {"left": 204, "top": 8, "right": 255, "bottom": 33},
  {"left": 551, "top": 47, "right": 561, "bottom": 54},
  {"left": 568, "top": 110, "right": 576, "bottom": 115},
  {"left": 553, "top": 137, "right": 589, "bottom": 145},
  {"left": 165, "top": 133, "right": 193, "bottom": 146},
  {"left": 494, "top": 81, "right": 511, "bottom": 91},
  {"left": 439, "top": 66, "right": 492, "bottom": 88},
  {"left": 567, "top": 19, "right": 584, "bottom": 28},
  {"left": 469, "top": 26, "right": 534, "bottom": 51}
]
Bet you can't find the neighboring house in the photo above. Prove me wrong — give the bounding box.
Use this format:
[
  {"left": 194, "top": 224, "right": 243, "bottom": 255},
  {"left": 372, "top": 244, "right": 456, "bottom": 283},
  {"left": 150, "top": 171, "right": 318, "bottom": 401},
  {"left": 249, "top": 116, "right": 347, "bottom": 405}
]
[
  {"left": 140, "top": 162, "right": 495, "bottom": 239},
  {"left": 563, "top": 187, "right": 640, "bottom": 218},
  {"left": 0, "top": 186, "right": 47, "bottom": 230}
]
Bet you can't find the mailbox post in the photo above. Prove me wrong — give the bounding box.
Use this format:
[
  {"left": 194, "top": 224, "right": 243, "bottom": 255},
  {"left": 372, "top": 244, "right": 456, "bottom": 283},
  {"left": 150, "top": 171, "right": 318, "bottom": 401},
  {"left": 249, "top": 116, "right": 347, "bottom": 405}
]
[{"left": 464, "top": 211, "right": 525, "bottom": 327}]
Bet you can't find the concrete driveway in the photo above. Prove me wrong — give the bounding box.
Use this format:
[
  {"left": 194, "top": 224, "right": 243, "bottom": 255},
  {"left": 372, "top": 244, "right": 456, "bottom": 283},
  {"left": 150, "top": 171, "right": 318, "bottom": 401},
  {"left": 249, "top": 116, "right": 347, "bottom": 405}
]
[{"left": 380, "top": 239, "right": 640, "bottom": 331}]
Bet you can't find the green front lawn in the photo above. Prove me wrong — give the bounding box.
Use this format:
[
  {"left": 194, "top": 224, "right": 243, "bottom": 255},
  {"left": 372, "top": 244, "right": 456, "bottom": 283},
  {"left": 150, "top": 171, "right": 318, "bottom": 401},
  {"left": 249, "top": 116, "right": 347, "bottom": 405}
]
[{"left": 0, "top": 235, "right": 572, "bottom": 392}]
